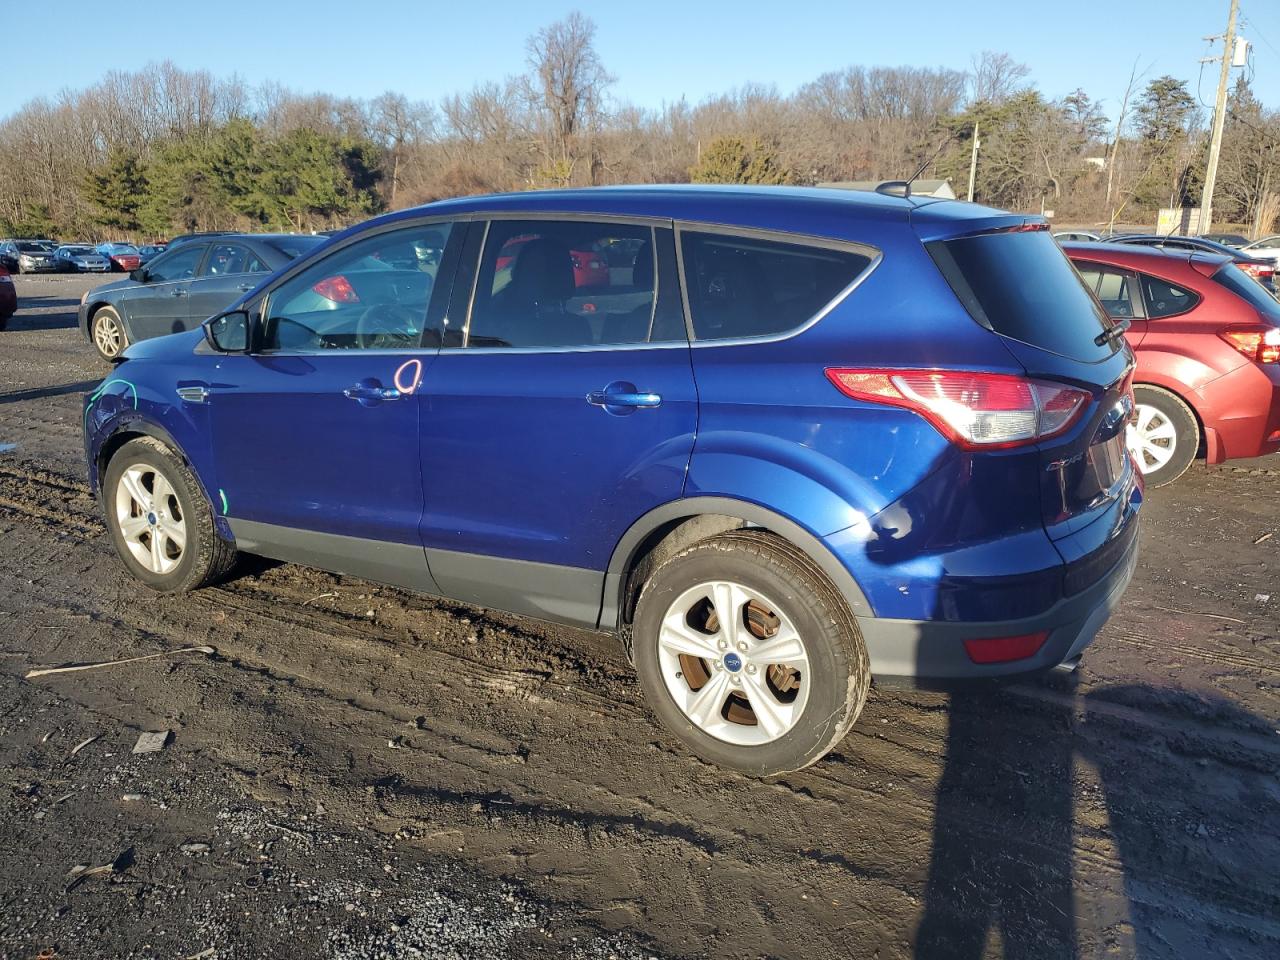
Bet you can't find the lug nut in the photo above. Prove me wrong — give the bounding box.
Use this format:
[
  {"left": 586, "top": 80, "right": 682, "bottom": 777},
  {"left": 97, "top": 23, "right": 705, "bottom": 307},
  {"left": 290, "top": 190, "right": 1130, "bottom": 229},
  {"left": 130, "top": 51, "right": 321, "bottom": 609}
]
[
  {"left": 713, "top": 660, "right": 722, "bottom": 671},
  {"left": 717, "top": 639, "right": 728, "bottom": 650},
  {"left": 747, "top": 664, "right": 758, "bottom": 675},
  {"left": 736, "top": 641, "right": 749, "bottom": 652},
  {"left": 730, "top": 675, "right": 742, "bottom": 685}
]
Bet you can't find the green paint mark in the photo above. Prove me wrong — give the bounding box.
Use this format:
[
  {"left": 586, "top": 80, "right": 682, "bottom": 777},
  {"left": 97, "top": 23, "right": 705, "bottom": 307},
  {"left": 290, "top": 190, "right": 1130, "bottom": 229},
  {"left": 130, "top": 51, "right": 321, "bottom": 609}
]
[
  {"left": 218, "top": 489, "right": 229, "bottom": 515},
  {"left": 84, "top": 377, "right": 140, "bottom": 428}
]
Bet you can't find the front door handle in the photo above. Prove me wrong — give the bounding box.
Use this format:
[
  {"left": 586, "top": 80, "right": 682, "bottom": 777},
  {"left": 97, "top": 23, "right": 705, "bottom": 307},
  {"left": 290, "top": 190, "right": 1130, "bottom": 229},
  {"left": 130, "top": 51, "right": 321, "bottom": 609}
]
[
  {"left": 343, "top": 380, "right": 403, "bottom": 404},
  {"left": 586, "top": 381, "right": 662, "bottom": 416},
  {"left": 237, "top": 282, "right": 254, "bottom": 292},
  {"left": 171, "top": 288, "right": 187, "bottom": 297}
]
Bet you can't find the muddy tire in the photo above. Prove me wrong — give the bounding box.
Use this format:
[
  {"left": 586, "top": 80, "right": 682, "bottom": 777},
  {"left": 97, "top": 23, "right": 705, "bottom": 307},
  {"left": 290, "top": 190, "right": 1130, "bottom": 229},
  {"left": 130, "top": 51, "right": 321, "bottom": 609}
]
[
  {"left": 102, "top": 437, "right": 237, "bottom": 593},
  {"left": 1128, "top": 385, "right": 1199, "bottom": 487},
  {"left": 632, "top": 530, "right": 870, "bottom": 777},
  {"left": 91, "top": 306, "right": 128, "bottom": 362}
]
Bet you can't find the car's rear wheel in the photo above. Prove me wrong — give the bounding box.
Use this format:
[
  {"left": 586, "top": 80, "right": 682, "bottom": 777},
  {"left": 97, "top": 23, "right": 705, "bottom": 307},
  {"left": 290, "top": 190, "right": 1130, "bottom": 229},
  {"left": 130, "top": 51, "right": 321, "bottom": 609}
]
[
  {"left": 1127, "top": 385, "right": 1199, "bottom": 487},
  {"left": 91, "top": 306, "right": 128, "bottom": 361},
  {"left": 632, "top": 530, "right": 870, "bottom": 777},
  {"left": 102, "top": 437, "right": 237, "bottom": 593}
]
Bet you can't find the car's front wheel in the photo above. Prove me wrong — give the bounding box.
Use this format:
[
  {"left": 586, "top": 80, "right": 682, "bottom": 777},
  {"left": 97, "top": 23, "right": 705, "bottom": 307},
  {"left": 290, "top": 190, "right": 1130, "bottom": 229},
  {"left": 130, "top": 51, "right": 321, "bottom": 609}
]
[
  {"left": 1127, "top": 385, "right": 1199, "bottom": 487},
  {"left": 102, "top": 437, "right": 237, "bottom": 593},
  {"left": 91, "top": 306, "right": 128, "bottom": 361},
  {"left": 632, "top": 530, "right": 870, "bottom": 777}
]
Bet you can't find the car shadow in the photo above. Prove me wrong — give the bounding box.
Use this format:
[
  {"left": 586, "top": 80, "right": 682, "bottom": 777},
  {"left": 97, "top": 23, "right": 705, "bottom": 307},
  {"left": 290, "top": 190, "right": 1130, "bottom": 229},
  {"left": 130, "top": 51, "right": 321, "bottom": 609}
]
[
  {"left": 913, "top": 675, "right": 1279, "bottom": 958},
  {"left": 3, "top": 295, "right": 82, "bottom": 331},
  {"left": 0, "top": 379, "right": 101, "bottom": 405}
]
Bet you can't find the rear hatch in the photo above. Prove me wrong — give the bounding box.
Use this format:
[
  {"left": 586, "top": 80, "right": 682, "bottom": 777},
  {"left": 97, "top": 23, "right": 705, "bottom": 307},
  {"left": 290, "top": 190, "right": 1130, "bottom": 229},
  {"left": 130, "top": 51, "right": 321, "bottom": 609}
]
[{"left": 919, "top": 217, "right": 1138, "bottom": 569}]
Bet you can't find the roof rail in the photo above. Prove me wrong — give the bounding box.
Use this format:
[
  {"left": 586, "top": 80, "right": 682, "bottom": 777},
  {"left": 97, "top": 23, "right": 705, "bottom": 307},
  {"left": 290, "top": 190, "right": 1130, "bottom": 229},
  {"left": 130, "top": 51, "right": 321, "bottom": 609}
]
[{"left": 875, "top": 181, "right": 911, "bottom": 198}]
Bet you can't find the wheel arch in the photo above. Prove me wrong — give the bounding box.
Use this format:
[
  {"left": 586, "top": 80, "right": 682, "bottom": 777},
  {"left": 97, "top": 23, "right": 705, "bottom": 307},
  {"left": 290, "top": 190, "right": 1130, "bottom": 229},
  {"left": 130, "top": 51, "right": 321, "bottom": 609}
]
[
  {"left": 86, "top": 299, "right": 134, "bottom": 343},
  {"left": 94, "top": 419, "right": 233, "bottom": 542},
  {"left": 600, "top": 496, "right": 872, "bottom": 632},
  {"left": 1132, "top": 379, "right": 1207, "bottom": 457}
]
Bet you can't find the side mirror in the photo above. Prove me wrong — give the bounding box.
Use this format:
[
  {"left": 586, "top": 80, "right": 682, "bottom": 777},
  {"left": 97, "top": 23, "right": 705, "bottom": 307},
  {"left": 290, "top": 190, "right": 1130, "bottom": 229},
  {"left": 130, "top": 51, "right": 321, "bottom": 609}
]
[
  {"left": 204, "top": 310, "right": 249, "bottom": 353},
  {"left": 129, "top": 267, "right": 148, "bottom": 283}
]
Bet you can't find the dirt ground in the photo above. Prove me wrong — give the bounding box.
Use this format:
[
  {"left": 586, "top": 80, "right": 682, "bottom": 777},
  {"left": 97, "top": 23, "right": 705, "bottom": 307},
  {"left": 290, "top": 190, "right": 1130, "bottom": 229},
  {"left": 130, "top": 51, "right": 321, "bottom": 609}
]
[{"left": 1, "top": 275, "right": 1278, "bottom": 960}]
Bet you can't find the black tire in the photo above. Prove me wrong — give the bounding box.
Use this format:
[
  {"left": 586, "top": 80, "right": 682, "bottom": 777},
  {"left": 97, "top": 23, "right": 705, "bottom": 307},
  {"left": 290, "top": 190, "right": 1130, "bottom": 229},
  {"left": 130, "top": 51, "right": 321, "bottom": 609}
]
[
  {"left": 1129, "top": 385, "right": 1199, "bottom": 487},
  {"left": 632, "top": 530, "right": 870, "bottom": 777},
  {"left": 90, "top": 305, "right": 128, "bottom": 362},
  {"left": 102, "top": 437, "right": 237, "bottom": 593}
]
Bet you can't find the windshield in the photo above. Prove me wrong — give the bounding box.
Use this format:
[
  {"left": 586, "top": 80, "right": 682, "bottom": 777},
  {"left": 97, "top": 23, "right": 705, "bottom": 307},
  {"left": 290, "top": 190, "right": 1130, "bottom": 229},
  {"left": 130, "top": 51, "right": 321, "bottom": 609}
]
[
  {"left": 928, "top": 228, "right": 1117, "bottom": 362},
  {"left": 1214, "top": 264, "right": 1280, "bottom": 321},
  {"left": 104, "top": 243, "right": 139, "bottom": 254},
  {"left": 16, "top": 242, "right": 45, "bottom": 252},
  {"left": 64, "top": 246, "right": 93, "bottom": 255},
  {"left": 266, "top": 236, "right": 326, "bottom": 259}
]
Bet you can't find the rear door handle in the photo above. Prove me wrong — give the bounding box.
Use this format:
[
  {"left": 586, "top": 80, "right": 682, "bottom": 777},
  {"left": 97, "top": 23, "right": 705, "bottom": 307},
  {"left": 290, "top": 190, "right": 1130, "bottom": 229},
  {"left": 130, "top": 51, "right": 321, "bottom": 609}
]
[
  {"left": 171, "top": 288, "right": 187, "bottom": 297},
  {"left": 586, "top": 391, "right": 661, "bottom": 407},
  {"left": 237, "top": 283, "right": 254, "bottom": 292}
]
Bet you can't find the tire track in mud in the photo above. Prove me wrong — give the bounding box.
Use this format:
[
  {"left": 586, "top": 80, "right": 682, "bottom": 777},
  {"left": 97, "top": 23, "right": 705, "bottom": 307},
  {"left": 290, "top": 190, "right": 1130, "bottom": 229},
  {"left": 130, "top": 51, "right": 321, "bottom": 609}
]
[{"left": 4, "top": 457, "right": 1280, "bottom": 955}]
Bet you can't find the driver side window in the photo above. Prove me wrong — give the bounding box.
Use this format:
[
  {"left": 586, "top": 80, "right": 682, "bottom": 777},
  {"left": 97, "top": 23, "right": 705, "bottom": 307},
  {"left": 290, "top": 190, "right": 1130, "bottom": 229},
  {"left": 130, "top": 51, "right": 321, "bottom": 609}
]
[{"left": 260, "top": 223, "right": 453, "bottom": 352}]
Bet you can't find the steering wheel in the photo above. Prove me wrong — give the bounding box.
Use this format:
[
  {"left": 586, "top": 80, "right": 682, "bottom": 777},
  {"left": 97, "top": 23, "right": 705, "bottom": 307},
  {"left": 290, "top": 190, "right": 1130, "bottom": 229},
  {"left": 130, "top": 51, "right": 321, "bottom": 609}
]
[{"left": 355, "top": 303, "right": 419, "bottom": 350}]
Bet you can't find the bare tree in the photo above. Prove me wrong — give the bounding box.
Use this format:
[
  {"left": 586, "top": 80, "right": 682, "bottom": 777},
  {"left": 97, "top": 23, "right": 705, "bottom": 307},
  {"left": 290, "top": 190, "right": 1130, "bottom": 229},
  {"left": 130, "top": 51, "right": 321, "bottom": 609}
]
[{"left": 969, "top": 51, "right": 1030, "bottom": 105}]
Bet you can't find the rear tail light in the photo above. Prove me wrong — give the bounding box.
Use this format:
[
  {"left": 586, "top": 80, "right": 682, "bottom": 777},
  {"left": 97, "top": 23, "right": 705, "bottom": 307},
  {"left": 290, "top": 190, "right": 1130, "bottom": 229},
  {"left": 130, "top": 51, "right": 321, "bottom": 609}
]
[
  {"left": 1241, "top": 262, "right": 1273, "bottom": 279},
  {"left": 1220, "top": 326, "right": 1280, "bottom": 364},
  {"left": 963, "top": 631, "right": 1049, "bottom": 664},
  {"left": 312, "top": 275, "right": 359, "bottom": 303},
  {"left": 825, "top": 368, "right": 1092, "bottom": 450}
]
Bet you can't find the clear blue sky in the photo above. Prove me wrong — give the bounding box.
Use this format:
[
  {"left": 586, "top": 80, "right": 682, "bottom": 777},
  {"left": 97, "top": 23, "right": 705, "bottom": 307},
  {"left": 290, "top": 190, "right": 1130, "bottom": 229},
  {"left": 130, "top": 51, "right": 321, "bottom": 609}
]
[{"left": 5, "top": 0, "right": 1279, "bottom": 122}]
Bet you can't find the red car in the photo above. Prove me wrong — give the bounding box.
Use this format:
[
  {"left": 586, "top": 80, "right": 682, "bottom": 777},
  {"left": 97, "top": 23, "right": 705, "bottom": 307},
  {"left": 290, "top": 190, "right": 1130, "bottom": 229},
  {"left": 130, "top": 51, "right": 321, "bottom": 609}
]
[
  {"left": 1065, "top": 242, "right": 1280, "bottom": 485},
  {"left": 0, "top": 265, "right": 16, "bottom": 329},
  {"left": 96, "top": 242, "right": 142, "bottom": 272},
  {"left": 495, "top": 234, "right": 610, "bottom": 288}
]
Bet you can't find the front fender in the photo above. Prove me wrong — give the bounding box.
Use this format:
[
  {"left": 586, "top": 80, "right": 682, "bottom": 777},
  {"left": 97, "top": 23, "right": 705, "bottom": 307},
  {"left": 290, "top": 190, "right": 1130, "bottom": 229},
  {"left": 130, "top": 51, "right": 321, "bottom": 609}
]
[{"left": 84, "top": 378, "right": 230, "bottom": 541}]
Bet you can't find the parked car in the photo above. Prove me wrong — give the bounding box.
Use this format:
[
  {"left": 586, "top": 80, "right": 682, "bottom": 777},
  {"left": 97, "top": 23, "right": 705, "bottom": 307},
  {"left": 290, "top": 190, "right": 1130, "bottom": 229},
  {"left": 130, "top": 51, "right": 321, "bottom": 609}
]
[
  {"left": 79, "top": 233, "right": 326, "bottom": 360},
  {"left": 95, "top": 242, "right": 143, "bottom": 272},
  {"left": 167, "top": 231, "right": 235, "bottom": 248},
  {"left": 54, "top": 244, "right": 111, "bottom": 273},
  {"left": 0, "top": 265, "right": 15, "bottom": 328},
  {"left": 137, "top": 243, "right": 168, "bottom": 265},
  {"left": 1053, "top": 230, "right": 1101, "bottom": 243},
  {"left": 1199, "top": 232, "right": 1250, "bottom": 248},
  {"left": 83, "top": 186, "right": 1141, "bottom": 776},
  {"left": 1241, "top": 235, "right": 1280, "bottom": 264},
  {"left": 0, "top": 239, "right": 60, "bottom": 273},
  {"left": 1064, "top": 242, "right": 1280, "bottom": 485},
  {"left": 1107, "top": 234, "right": 1276, "bottom": 291}
]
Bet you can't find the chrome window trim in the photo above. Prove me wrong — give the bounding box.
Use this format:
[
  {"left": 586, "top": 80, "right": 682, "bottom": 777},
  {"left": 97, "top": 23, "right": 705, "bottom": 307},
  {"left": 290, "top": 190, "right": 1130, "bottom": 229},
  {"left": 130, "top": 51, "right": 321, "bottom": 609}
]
[{"left": 673, "top": 221, "right": 882, "bottom": 348}]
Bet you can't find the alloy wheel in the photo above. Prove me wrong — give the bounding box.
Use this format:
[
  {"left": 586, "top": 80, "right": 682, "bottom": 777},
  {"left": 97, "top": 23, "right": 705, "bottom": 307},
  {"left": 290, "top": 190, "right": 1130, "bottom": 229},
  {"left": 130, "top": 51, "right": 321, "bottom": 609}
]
[
  {"left": 94, "top": 312, "right": 124, "bottom": 358},
  {"left": 114, "top": 463, "right": 186, "bottom": 574},
  {"left": 657, "top": 580, "right": 810, "bottom": 746},
  {"left": 1126, "top": 402, "right": 1177, "bottom": 473}
]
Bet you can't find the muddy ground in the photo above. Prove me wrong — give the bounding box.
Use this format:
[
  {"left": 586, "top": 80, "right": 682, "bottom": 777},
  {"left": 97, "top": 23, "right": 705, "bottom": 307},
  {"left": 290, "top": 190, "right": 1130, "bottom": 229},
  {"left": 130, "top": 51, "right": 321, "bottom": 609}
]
[{"left": 1, "top": 275, "right": 1278, "bottom": 960}]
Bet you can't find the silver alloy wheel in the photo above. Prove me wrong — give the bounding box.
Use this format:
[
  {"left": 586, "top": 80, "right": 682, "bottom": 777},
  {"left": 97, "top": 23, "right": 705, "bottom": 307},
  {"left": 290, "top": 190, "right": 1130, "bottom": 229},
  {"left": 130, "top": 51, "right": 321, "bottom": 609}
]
[
  {"left": 658, "top": 580, "right": 810, "bottom": 746},
  {"left": 94, "top": 311, "right": 124, "bottom": 357},
  {"left": 115, "top": 462, "right": 186, "bottom": 574},
  {"left": 1126, "top": 402, "right": 1177, "bottom": 474}
]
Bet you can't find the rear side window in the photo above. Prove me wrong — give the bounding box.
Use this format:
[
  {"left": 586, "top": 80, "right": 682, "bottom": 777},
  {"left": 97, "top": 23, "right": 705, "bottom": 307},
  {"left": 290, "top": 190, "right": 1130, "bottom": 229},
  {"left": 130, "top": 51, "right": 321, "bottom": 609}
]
[
  {"left": 1077, "top": 265, "right": 1139, "bottom": 319},
  {"left": 1213, "top": 263, "right": 1280, "bottom": 321},
  {"left": 1139, "top": 274, "right": 1199, "bottom": 319},
  {"left": 928, "top": 229, "right": 1115, "bottom": 361},
  {"left": 680, "top": 231, "right": 871, "bottom": 341}
]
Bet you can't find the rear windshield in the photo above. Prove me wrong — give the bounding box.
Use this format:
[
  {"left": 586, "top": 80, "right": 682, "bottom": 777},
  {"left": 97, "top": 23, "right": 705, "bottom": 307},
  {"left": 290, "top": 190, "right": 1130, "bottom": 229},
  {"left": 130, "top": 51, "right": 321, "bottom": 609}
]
[
  {"left": 927, "top": 229, "right": 1116, "bottom": 362},
  {"left": 1214, "top": 263, "right": 1280, "bottom": 321},
  {"left": 266, "top": 236, "right": 326, "bottom": 260}
]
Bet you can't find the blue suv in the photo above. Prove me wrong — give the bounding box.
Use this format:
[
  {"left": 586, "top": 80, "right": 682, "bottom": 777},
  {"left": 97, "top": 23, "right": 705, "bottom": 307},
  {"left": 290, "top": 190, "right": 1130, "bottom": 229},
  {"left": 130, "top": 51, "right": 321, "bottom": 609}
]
[{"left": 83, "top": 186, "right": 1141, "bottom": 776}]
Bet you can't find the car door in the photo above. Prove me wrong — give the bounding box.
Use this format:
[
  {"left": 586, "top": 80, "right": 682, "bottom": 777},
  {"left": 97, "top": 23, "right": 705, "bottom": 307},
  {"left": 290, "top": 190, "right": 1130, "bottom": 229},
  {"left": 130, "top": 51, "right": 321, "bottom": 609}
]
[
  {"left": 186, "top": 241, "right": 261, "bottom": 324},
  {"left": 1074, "top": 261, "right": 1147, "bottom": 347},
  {"left": 417, "top": 216, "right": 696, "bottom": 627},
  {"left": 120, "top": 243, "right": 206, "bottom": 341},
  {"left": 204, "top": 219, "right": 462, "bottom": 593}
]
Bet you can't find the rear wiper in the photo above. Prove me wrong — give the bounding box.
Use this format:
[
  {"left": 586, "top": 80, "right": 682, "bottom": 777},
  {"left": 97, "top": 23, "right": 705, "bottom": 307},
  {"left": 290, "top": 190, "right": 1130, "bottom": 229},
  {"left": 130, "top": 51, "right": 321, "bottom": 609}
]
[{"left": 1095, "top": 317, "right": 1131, "bottom": 347}]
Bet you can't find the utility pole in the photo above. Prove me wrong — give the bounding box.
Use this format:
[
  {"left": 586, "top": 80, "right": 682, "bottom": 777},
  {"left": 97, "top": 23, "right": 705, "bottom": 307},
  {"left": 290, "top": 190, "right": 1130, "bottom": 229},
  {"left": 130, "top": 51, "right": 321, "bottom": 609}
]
[
  {"left": 1200, "top": 0, "right": 1240, "bottom": 235},
  {"left": 966, "top": 122, "right": 980, "bottom": 202}
]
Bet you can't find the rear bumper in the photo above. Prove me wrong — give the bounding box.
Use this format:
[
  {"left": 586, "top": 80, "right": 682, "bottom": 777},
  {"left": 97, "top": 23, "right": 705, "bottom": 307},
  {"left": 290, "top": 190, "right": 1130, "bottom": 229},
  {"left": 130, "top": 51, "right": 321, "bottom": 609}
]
[
  {"left": 1198, "top": 361, "right": 1280, "bottom": 463},
  {"left": 858, "top": 523, "right": 1138, "bottom": 685}
]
